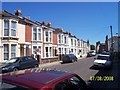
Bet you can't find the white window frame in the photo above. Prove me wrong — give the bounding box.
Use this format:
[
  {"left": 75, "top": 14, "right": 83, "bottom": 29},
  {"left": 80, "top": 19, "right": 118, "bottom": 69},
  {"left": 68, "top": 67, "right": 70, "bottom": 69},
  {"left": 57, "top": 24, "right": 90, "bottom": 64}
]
[
  {"left": 32, "top": 45, "right": 42, "bottom": 55},
  {"left": 4, "top": 44, "right": 9, "bottom": 61},
  {"left": 58, "top": 34, "right": 61, "bottom": 44},
  {"left": 11, "top": 44, "right": 16, "bottom": 58},
  {"left": 4, "top": 20, "right": 9, "bottom": 36},
  {"left": 32, "top": 27, "right": 37, "bottom": 41},
  {"left": 38, "top": 28, "right": 42, "bottom": 41},
  {"left": 49, "top": 32, "right": 52, "bottom": 42},
  {"left": 45, "top": 31, "right": 49, "bottom": 42},
  {"left": 11, "top": 21, "right": 17, "bottom": 36},
  {"left": 45, "top": 47, "right": 49, "bottom": 57},
  {"left": 44, "top": 30, "right": 53, "bottom": 43}
]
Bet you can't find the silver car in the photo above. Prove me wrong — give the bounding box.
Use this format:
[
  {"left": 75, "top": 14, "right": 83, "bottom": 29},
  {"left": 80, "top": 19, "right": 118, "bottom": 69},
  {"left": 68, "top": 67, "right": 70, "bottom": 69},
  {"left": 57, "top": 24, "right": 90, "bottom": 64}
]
[{"left": 94, "top": 54, "right": 112, "bottom": 69}]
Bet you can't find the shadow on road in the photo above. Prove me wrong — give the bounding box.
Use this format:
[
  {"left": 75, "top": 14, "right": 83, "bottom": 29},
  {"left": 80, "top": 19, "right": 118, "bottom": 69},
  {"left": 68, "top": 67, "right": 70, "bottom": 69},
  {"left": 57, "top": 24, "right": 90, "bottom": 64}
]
[{"left": 88, "top": 57, "right": 119, "bottom": 90}]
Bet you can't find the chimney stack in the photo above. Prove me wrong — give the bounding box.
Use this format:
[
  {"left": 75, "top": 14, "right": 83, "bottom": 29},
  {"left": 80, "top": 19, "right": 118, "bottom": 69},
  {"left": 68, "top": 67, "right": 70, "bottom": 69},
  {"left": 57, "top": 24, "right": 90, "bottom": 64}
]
[
  {"left": 42, "top": 21, "right": 46, "bottom": 26},
  {"left": 15, "top": 9, "right": 22, "bottom": 16},
  {"left": 47, "top": 22, "right": 51, "bottom": 27}
]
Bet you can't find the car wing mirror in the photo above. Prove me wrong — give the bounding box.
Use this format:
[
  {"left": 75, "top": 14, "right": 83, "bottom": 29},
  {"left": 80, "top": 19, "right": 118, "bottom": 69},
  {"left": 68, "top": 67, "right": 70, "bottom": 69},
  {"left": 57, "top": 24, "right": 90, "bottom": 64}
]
[{"left": 94, "top": 58, "right": 96, "bottom": 59}]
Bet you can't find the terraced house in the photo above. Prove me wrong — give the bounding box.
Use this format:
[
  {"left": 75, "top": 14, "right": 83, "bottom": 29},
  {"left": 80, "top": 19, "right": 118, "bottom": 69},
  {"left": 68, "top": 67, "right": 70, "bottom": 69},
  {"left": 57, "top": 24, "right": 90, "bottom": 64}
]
[
  {"left": 0, "top": 10, "right": 27, "bottom": 62},
  {"left": 0, "top": 10, "right": 90, "bottom": 63}
]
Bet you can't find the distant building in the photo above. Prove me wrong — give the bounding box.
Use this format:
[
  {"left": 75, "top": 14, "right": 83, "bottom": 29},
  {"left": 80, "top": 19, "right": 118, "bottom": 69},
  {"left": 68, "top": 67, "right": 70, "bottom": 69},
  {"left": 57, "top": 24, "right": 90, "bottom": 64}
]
[
  {"left": 96, "top": 41, "right": 100, "bottom": 53},
  {"left": 108, "top": 36, "right": 119, "bottom": 52},
  {"left": 96, "top": 35, "right": 108, "bottom": 53}
]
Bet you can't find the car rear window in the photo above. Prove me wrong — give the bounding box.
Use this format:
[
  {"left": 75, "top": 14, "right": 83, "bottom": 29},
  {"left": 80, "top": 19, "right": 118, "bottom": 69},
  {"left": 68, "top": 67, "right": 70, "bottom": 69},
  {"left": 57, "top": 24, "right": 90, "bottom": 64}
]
[
  {"left": 48, "top": 70, "right": 66, "bottom": 75},
  {"left": 0, "top": 82, "right": 29, "bottom": 90},
  {"left": 97, "top": 56, "right": 109, "bottom": 60},
  {"left": 27, "top": 56, "right": 36, "bottom": 61}
]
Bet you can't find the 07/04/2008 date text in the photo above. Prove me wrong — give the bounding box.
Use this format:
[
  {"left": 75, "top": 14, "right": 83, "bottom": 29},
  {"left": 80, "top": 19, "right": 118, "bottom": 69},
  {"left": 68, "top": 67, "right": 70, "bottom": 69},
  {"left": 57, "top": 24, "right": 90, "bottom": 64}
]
[{"left": 89, "top": 76, "right": 114, "bottom": 81}]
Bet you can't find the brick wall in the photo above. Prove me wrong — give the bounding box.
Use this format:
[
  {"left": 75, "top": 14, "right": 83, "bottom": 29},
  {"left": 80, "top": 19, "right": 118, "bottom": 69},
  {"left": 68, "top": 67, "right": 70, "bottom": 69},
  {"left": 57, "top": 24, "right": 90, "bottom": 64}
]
[
  {"left": 25, "top": 25, "right": 32, "bottom": 42},
  {"left": 53, "top": 33, "right": 57, "bottom": 45}
]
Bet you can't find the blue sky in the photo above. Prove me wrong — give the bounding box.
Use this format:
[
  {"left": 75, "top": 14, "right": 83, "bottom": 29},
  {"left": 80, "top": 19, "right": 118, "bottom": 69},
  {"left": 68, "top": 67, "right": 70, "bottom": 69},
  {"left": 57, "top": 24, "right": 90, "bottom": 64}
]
[{"left": 2, "top": 2, "right": 118, "bottom": 45}]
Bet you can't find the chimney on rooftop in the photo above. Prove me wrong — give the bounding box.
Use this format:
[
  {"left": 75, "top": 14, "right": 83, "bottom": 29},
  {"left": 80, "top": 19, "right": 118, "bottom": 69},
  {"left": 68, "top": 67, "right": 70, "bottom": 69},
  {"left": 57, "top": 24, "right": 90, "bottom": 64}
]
[
  {"left": 15, "top": 9, "right": 22, "bottom": 16},
  {"left": 42, "top": 21, "right": 46, "bottom": 26},
  {"left": 67, "top": 32, "right": 71, "bottom": 36},
  {"left": 47, "top": 22, "right": 51, "bottom": 27}
]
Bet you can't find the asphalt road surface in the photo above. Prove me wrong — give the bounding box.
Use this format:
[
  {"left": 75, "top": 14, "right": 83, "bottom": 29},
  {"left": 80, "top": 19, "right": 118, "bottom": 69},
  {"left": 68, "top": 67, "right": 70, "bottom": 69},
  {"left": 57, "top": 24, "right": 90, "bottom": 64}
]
[
  {"left": 41, "top": 56, "right": 119, "bottom": 90},
  {"left": 42, "top": 56, "right": 99, "bottom": 82}
]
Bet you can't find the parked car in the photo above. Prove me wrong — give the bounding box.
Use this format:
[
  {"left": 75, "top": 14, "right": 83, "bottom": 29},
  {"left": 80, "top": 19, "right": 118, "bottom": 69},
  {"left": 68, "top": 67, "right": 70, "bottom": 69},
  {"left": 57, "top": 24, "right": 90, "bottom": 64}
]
[
  {"left": 94, "top": 54, "right": 112, "bottom": 69},
  {"left": 1, "top": 56, "right": 39, "bottom": 73},
  {"left": 101, "top": 52, "right": 110, "bottom": 55},
  {"left": 87, "top": 51, "right": 96, "bottom": 57},
  {"left": 87, "top": 52, "right": 93, "bottom": 57},
  {"left": 0, "top": 68, "right": 88, "bottom": 90},
  {"left": 61, "top": 54, "right": 77, "bottom": 63}
]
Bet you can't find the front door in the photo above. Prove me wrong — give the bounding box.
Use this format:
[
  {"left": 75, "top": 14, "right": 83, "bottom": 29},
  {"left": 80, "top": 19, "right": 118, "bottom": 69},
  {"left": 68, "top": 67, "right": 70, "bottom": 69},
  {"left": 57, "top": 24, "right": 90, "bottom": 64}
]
[{"left": 20, "top": 45, "right": 24, "bottom": 56}]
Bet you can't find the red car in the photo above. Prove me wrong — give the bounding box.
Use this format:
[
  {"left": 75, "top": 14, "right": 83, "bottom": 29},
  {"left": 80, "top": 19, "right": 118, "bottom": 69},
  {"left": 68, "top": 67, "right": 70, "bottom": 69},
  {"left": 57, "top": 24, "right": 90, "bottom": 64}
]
[{"left": 0, "top": 68, "right": 87, "bottom": 90}]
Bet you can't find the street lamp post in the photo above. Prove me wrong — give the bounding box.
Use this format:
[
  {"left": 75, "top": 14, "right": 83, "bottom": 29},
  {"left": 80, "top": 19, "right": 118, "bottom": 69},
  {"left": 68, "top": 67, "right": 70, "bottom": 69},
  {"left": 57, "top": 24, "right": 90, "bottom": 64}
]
[
  {"left": 110, "top": 25, "right": 113, "bottom": 52},
  {"left": 116, "top": 33, "right": 119, "bottom": 53},
  {"left": 116, "top": 33, "right": 120, "bottom": 59}
]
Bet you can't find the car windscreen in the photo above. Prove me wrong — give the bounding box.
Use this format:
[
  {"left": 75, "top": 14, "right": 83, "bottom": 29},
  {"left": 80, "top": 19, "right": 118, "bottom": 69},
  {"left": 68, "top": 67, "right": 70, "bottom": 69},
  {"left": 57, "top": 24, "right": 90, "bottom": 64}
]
[
  {"left": 68, "top": 54, "right": 75, "bottom": 58},
  {"left": 5, "top": 58, "right": 19, "bottom": 64},
  {"left": 101, "top": 52, "right": 110, "bottom": 55},
  {"left": 97, "top": 56, "right": 109, "bottom": 60}
]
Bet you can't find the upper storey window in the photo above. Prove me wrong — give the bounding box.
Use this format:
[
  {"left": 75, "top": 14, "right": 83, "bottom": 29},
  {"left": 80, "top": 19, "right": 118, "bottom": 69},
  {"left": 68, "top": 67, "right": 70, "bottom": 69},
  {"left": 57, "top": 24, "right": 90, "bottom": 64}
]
[
  {"left": 4, "top": 20, "right": 9, "bottom": 36},
  {"left": 4, "top": 20, "right": 17, "bottom": 36},
  {"left": 11, "top": 21, "right": 16, "bottom": 36}
]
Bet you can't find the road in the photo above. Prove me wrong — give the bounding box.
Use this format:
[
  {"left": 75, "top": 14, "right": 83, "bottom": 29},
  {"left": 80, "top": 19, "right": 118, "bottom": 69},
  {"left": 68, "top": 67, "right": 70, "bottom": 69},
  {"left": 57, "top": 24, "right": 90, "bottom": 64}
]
[
  {"left": 41, "top": 56, "right": 99, "bottom": 82},
  {"left": 41, "top": 56, "right": 119, "bottom": 90}
]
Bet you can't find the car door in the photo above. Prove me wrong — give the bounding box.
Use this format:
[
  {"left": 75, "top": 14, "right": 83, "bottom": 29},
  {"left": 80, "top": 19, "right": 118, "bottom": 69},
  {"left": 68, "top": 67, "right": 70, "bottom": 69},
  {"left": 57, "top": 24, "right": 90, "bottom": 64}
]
[
  {"left": 19, "top": 57, "right": 30, "bottom": 70},
  {"left": 68, "top": 76, "right": 87, "bottom": 90},
  {"left": 53, "top": 80, "right": 70, "bottom": 90},
  {"left": 27, "top": 56, "right": 37, "bottom": 68}
]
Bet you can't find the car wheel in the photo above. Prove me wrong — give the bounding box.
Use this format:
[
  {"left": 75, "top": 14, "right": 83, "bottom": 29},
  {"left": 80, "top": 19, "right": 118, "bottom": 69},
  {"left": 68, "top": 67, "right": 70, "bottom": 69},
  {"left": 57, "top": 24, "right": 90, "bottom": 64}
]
[
  {"left": 13, "top": 68, "right": 18, "bottom": 72},
  {"left": 72, "top": 59, "right": 74, "bottom": 62},
  {"left": 34, "top": 64, "right": 38, "bottom": 68}
]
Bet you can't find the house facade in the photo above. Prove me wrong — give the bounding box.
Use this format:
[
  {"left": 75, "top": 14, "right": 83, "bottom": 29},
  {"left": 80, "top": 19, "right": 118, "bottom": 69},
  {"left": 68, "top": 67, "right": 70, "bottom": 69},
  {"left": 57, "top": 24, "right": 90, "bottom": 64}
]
[
  {"left": 108, "top": 36, "right": 119, "bottom": 52},
  {"left": 43, "top": 25, "right": 54, "bottom": 58},
  {"left": 0, "top": 10, "right": 27, "bottom": 62},
  {"left": 31, "top": 24, "right": 43, "bottom": 58},
  {"left": 0, "top": 10, "right": 90, "bottom": 63},
  {"left": 56, "top": 29, "right": 69, "bottom": 55}
]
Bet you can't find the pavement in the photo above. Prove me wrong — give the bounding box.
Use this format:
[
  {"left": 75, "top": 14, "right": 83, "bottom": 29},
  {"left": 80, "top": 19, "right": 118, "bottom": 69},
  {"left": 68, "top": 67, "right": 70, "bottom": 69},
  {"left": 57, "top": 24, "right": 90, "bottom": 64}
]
[
  {"left": 88, "top": 54, "right": 120, "bottom": 90},
  {"left": 39, "top": 56, "right": 86, "bottom": 68},
  {"left": 39, "top": 61, "right": 60, "bottom": 68},
  {"left": 39, "top": 54, "right": 120, "bottom": 90}
]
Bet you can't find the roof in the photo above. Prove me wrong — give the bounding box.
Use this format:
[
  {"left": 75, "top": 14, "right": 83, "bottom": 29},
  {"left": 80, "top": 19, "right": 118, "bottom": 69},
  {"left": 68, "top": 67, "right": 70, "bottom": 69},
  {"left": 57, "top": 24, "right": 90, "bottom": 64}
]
[
  {"left": 0, "top": 10, "right": 40, "bottom": 26},
  {"left": 1, "top": 68, "right": 73, "bottom": 88},
  {"left": 0, "top": 10, "right": 19, "bottom": 19},
  {"left": 98, "top": 54, "right": 110, "bottom": 57},
  {"left": 108, "top": 36, "right": 119, "bottom": 41}
]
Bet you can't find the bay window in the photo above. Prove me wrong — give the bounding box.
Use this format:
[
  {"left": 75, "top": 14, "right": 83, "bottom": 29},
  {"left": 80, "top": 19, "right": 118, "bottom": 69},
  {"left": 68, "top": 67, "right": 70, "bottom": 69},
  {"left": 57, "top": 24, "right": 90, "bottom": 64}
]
[
  {"left": 33, "top": 46, "right": 37, "bottom": 54},
  {"left": 45, "top": 47, "right": 49, "bottom": 57},
  {"left": 11, "top": 44, "right": 16, "bottom": 58},
  {"left": 4, "top": 44, "right": 9, "bottom": 61},
  {"left": 50, "top": 47, "right": 52, "bottom": 57},
  {"left": 38, "top": 46, "right": 41, "bottom": 55}
]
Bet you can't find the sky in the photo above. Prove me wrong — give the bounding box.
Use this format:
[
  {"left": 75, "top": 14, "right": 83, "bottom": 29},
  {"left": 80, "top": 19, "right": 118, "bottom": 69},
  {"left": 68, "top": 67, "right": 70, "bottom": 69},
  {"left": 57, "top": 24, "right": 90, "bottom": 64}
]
[{"left": 2, "top": 2, "right": 118, "bottom": 45}]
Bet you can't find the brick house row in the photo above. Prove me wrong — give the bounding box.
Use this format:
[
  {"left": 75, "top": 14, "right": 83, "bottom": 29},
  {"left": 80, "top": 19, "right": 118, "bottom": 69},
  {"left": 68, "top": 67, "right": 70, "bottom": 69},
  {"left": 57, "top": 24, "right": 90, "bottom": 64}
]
[{"left": 0, "top": 10, "right": 90, "bottom": 63}]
